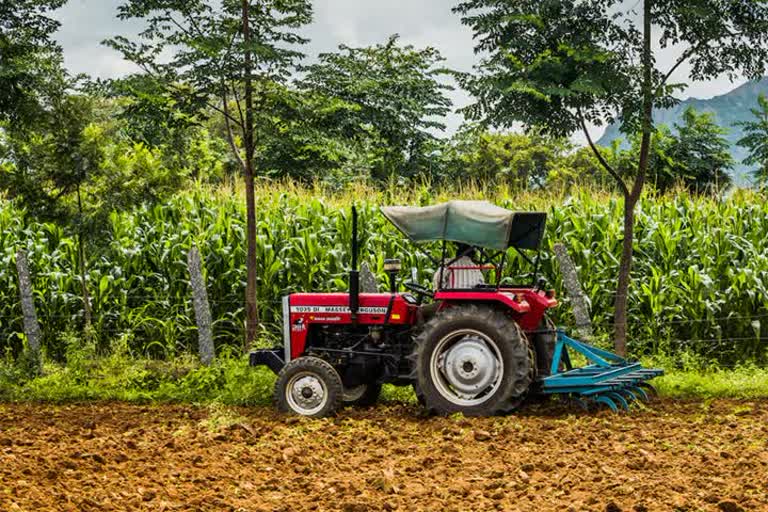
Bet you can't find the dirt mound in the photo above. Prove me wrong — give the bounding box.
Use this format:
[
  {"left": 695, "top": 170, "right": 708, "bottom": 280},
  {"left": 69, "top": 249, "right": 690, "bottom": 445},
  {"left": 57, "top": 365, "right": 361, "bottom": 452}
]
[{"left": 1, "top": 399, "right": 766, "bottom": 511}]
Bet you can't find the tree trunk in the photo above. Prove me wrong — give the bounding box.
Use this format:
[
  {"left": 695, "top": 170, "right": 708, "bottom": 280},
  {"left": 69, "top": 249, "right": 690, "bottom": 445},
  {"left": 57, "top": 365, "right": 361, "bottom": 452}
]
[
  {"left": 244, "top": 158, "right": 259, "bottom": 347},
  {"left": 242, "top": 0, "right": 259, "bottom": 348},
  {"left": 612, "top": 198, "right": 636, "bottom": 356},
  {"left": 612, "top": 0, "right": 653, "bottom": 356}
]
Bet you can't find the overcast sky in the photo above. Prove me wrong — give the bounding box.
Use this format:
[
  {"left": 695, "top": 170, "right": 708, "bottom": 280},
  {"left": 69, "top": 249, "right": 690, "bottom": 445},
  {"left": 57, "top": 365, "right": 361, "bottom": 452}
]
[{"left": 54, "top": 0, "right": 749, "bottom": 140}]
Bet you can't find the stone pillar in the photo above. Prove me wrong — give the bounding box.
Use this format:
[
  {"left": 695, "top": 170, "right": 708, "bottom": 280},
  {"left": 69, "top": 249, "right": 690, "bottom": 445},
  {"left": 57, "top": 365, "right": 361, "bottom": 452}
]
[
  {"left": 15, "top": 249, "right": 42, "bottom": 370},
  {"left": 187, "top": 246, "right": 215, "bottom": 365},
  {"left": 553, "top": 243, "right": 593, "bottom": 339}
]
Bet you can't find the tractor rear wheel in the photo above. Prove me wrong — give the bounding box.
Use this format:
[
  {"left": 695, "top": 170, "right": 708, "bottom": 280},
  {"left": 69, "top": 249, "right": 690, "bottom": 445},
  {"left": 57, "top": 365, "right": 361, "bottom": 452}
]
[
  {"left": 412, "top": 305, "right": 533, "bottom": 416},
  {"left": 274, "top": 356, "right": 342, "bottom": 418}
]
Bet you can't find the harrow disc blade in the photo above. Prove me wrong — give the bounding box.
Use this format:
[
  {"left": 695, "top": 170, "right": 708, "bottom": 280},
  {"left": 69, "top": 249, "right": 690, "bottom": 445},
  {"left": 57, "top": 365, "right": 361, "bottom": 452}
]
[
  {"left": 638, "top": 382, "right": 658, "bottom": 399},
  {"left": 569, "top": 396, "right": 591, "bottom": 412},
  {"left": 606, "top": 391, "right": 630, "bottom": 411},
  {"left": 629, "top": 385, "right": 649, "bottom": 402},
  {"left": 618, "top": 388, "right": 639, "bottom": 404},
  {"left": 594, "top": 394, "right": 618, "bottom": 413}
]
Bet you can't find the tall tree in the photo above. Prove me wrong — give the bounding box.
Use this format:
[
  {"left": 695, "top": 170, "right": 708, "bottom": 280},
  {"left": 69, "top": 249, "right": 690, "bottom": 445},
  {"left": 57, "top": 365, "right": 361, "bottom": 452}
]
[
  {"left": 107, "top": 0, "right": 313, "bottom": 345},
  {"left": 455, "top": 0, "right": 768, "bottom": 355},
  {"left": 1, "top": 90, "right": 191, "bottom": 338},
  {"left": 299, "top": 35, "right": 453, "bottom": 180},
  {"left": 612, "top": 109, "right": 733, "bottom": 194},
  {"left": 0, "top": 0, "right": 67, "bottom": 128},
  {"left": 2, "top": 94, "right": 108, "bottom": 333},
  {"left": 737, "top": 93, "right": 768, "bottom": 185},
  {"left": 441, "top": 125, "right": 573, "bottom": 188},
  {"left": 664, "top": 107, "right": 733, "bottom": 193}
]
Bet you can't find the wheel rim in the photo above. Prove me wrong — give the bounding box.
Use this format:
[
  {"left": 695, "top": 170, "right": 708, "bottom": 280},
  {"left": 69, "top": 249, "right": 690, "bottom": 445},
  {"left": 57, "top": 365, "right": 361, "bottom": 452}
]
[
  {"left": 430, "top": 329, "right": 504, "bottom": 407},
  {"left": 285, "top": 372, "right": 328, "bottom": 415}
]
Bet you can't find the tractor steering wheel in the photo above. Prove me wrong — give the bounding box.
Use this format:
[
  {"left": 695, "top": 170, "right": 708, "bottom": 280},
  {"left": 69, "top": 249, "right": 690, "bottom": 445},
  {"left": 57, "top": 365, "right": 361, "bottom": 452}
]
[{"left": 404, "top": 282, "right": 433, "bottom": 304}]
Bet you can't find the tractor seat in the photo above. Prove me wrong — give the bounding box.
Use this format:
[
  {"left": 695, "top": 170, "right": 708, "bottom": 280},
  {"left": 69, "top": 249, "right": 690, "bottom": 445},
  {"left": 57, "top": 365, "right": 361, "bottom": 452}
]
[{"left": 433, "top": 257, "right": 487, "bottom": 290}]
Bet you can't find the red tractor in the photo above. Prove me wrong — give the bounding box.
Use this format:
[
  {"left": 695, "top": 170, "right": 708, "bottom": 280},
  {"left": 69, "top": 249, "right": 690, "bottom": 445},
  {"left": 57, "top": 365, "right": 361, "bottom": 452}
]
[{"left": 251, "top": 201, "right": 662, "bottom": 417}]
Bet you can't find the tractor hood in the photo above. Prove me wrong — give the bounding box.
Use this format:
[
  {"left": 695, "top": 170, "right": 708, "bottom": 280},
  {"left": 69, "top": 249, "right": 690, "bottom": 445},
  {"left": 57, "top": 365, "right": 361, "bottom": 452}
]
[{"left": 381, "top": 200, "right": 546, "bottom": 251}]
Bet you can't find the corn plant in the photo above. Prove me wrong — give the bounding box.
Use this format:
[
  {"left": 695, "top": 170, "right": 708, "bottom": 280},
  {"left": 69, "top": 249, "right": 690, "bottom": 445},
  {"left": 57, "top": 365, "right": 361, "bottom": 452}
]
[{"left": 1, "top": 182, "right": 767, "bottom": 367}]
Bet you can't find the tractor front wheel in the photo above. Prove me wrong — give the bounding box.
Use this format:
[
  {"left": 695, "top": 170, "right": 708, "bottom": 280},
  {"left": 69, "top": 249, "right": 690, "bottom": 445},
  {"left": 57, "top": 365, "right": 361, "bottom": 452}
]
[
  {"left": 413, "top": 305, "right": 533, "bottom": 416},
  {"left": 274, "top": 356, "right": 342, "bottom": 418}
]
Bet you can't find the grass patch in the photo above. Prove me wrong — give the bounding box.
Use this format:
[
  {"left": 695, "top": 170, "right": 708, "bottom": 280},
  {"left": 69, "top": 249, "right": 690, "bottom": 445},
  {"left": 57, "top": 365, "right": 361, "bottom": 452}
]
[
  {"left": 2, "top": 347, "right": 767, "bottom": 406},
  {"left": 652, "top": 366, "right": 768, "bottom": 399},
  {"left": 0, "top": 351, "right": 276, "bottom": 405}
]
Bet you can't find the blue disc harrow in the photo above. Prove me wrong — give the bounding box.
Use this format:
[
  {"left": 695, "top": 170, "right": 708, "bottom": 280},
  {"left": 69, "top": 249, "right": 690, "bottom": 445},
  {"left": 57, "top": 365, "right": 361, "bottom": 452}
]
[{"left": 539, "top": 330, "right": 664, "bottom": 412}]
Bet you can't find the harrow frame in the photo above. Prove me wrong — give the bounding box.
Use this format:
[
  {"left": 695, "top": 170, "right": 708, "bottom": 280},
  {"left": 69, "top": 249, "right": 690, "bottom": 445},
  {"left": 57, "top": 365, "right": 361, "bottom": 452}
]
[{"left": 540, "top": 330, "right": 664, "bottom": 411}]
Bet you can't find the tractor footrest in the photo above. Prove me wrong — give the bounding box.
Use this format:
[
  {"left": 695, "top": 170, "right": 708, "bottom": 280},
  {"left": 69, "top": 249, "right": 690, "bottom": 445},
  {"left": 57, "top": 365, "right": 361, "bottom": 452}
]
[{"left": 249, "top": 348, "right": 285, "bottom": 375}]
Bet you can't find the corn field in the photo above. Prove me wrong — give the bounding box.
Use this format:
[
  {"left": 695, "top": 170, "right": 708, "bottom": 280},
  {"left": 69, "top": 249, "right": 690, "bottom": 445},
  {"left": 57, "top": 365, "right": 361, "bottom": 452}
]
[{"left": 1, "top": 182, "right": 767, "bottom": 366}]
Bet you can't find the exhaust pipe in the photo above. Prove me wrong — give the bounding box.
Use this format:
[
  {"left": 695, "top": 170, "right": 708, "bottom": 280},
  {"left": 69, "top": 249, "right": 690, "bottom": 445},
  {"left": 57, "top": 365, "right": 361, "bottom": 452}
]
[{"left": 349, "top": 206, "right": 360, "bottom": 322}]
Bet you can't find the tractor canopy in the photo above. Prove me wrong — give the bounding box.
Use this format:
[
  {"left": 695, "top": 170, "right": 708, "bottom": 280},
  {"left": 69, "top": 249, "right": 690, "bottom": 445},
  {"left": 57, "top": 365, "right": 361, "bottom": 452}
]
[{"left": 380, "top": 200, "right": 546, "bottom": 251}]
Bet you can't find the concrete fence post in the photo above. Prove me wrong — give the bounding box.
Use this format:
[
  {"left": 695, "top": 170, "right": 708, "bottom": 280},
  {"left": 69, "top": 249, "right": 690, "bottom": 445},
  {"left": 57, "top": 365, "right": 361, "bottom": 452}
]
[
  {"left": 359, "top": 262, "right": 379, "bottom": 293},
  {"left": 15, "top": 249, "right": 42, "bottom": 370},
  {"left": 187, "top": 246, "right": 215, "bottom": 366},
  {"left": 553, "top": 243, "right": 593, "bottom": 339}
]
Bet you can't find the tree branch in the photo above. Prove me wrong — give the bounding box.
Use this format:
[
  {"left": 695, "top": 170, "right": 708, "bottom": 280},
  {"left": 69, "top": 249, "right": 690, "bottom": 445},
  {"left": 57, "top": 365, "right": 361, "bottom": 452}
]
[
  {"left": 232, "top": 82, "right": 246, "bottom": 128},
  {"left": 222, "top": 87, "right": 247, "bottom": 172},
  {"left": 167, "top": 14, "right": 196, "bottom": 40},
  {"left": 205, "top": 97, "right": 244, "bottom": 128},
  {"left": 130, "top": 56, "right": 243, "bottom": 129},
  {"left": 657, "top": 46, "right": 694, "bottom": 91},
  {"left": 579, "top": 112, "right": 629, "bottom": 197}
]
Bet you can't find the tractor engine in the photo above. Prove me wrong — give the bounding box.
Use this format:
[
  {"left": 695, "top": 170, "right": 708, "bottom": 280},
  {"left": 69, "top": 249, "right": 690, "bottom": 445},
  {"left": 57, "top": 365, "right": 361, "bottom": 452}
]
[{"left": 305, "top": 324, "right": 411, "bottom": 389}]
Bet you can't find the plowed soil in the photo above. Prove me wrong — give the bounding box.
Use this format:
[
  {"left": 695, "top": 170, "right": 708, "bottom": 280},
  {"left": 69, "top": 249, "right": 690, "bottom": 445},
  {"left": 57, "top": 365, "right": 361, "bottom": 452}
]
[{"left": 1, "top": 399, "right": 767, "bottom": 512}]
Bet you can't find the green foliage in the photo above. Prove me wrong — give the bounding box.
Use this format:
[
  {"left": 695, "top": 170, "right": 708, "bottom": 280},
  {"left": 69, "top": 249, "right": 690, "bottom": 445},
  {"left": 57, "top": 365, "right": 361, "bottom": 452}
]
[
  {"left": 98, "top": 74, "right": 206, "bottom": 151},
  {"left": 455, "top": 0, "right": 768, "bottom": 138},
  {"left": 439, "top": 125, "right": 581, "bottom": 188},
  {"left": 1, "top": 345, "right": 766, "bottom": 403},
  {"left": 0, "top": 344, "right": 276, "bottom": 405},
  {"left": 205, "top": 84, "right": 368, "bottom": 183},
  {"left": 299, "top": 35, "right": 453, "bottom": 180},
  {"left": 0, "top": 0, "right": 67, "bottom": 129},
  {"left": 0, "top": 94, "right": 105, "bottom": 223},
  {"left": 106, "top": 0, "right": 313, "bottom": 171},
  {"left": 662, "top": 108, "right": 733, "bottom": 193},
  {"left": 611, "top": 108, "right": 734, "bottom": 194},
  {"left": 651, "top": 365, "right": 768, "bottom": 399},
  {"left": 737, "top": 93, "right": 768, "bottom": 184}
]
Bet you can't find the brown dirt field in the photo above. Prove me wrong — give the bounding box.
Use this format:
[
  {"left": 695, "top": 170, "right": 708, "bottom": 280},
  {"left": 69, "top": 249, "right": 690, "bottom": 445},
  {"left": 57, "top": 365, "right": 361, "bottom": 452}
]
[{"left": 0, "top": 399, "right": 767, "bottom": 512}]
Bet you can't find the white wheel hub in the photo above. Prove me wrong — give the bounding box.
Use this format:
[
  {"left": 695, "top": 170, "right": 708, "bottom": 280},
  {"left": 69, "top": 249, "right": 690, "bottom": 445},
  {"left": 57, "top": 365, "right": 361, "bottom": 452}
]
[
  {"left": 286, "top": 373, "right": 327, "bottom": 415},
  {"left": 430, "top": 329, "right": 504, "bottom": 406},
  {"left": 440, "top": 338, "right": 499, "bottom": 398}
]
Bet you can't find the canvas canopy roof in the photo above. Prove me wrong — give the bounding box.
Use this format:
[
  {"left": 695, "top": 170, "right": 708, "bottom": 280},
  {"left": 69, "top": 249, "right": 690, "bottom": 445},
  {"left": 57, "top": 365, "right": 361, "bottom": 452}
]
[{"left": 380, "top": 200, "right": 546, "bottom": 251}]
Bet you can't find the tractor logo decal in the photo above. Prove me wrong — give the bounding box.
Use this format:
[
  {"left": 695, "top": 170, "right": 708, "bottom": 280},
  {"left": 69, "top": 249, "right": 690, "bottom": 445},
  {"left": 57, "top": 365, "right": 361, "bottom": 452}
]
[
  {"left": 313, "top": 316, "right": 342, "bottom": 322},
  {"left": 291, "top": 306, "right": 388, "bottom": 314},
  {"left": 291, "top": 318, "right": 306, "bottom": 332}
]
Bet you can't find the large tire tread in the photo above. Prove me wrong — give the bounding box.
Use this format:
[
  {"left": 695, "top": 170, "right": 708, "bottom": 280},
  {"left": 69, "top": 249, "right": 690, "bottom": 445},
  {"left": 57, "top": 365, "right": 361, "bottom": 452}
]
[{"left": 412, "top": 304, "right": 534, "bottom": 416}]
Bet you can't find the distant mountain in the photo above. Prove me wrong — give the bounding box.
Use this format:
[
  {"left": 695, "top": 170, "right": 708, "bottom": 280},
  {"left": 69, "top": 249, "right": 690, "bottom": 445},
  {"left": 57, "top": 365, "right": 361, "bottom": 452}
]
[{"left": 597, "top": 78, "right": 768, "bottom": 185}]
